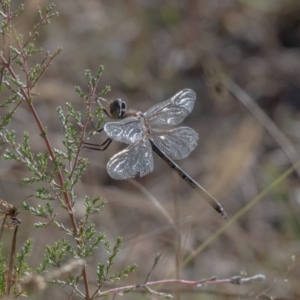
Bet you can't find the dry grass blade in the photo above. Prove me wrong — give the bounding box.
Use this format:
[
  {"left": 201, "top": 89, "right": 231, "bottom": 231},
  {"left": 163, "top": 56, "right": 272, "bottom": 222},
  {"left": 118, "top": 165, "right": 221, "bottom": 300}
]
[
  {"left": 0, "top": 214, "right": 8, "bottom": 242},
  {"left": 6, "top": 222, "right": 19, "bottom": 296},
  {"left": 227, "top": 79, "right": 300, "bottom": 178},
  {"left": 129, "top": 179, "right": 176, "bottom": 228},
  {"left": 209, "top": 115, "right": 264, "bottom": 198}
]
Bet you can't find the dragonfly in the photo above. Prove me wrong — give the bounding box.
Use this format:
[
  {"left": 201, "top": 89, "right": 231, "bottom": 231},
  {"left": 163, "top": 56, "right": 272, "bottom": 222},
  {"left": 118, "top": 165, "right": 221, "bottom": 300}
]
[{"left": 88, "top": 89, "right": 226, "bottom": 218}]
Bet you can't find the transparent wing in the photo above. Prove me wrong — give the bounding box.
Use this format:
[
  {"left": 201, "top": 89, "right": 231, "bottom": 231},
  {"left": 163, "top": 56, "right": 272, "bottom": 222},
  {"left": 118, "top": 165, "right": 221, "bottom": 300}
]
[
  {"left": 104, "top": 116, "right": 146, "bottom": 144},
  {"left": 107, "top": 139, "right": 154, "bottom": 180},
  {"left": 144, "top": 89, "right": 196, "bottom": 126},
  {"left": 150, "top": 127, "right": 198, "bottom": 160}
]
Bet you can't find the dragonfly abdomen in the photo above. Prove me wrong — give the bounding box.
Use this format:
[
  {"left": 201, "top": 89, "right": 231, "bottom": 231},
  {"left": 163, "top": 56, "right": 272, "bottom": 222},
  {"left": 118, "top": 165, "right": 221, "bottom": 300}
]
[{"left": 150, "top": 140, "right": 227, "bottom": 218}]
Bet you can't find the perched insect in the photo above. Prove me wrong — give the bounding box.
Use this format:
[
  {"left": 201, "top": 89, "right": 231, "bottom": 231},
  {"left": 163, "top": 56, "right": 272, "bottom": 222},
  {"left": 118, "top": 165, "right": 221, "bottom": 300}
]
[{"left": 87, "top": 89, "right": 226, "bottom": 218}]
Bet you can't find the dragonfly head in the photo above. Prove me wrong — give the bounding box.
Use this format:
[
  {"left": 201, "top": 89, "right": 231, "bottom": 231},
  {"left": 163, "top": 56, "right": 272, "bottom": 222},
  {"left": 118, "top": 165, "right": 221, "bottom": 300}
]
[
  {"left": 108, "top": 99, "right": 127, "bottom": 119},
  {"left": 97, "top": 96, "right": 128, "bottom": 119}
]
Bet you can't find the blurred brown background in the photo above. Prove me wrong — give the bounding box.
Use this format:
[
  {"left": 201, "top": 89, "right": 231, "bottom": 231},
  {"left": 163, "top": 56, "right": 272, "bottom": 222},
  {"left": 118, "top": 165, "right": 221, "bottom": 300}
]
[{"left": 2, "top": 0, "right": 300, "bottom": 299}]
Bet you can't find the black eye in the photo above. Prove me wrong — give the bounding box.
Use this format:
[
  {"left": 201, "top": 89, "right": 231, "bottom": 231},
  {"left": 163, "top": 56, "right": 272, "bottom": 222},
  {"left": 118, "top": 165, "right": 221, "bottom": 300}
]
[
  {"left": 108, "top": 99, "right": 127, "bottom": 119},
  {"left": 109, "top": 100, "right": 122, "bottom": 119}
]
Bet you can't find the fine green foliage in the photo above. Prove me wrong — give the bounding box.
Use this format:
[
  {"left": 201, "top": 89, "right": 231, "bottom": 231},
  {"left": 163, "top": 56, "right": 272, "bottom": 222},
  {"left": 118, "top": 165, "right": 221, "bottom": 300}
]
[
  {"left": 97, "top": 237, "right": 137, "bottom": 284},
  {"left": 37, "top": 240, "right": 70, "bottom": 274},
  {"left": 0, "top": 248, "right": 6, "bottom": 295},
  {"left": 14, "top": 238, "right": 33, "bottom": 275},
  {"left": 0, "top": 1, "right": 137, "bottom": 299}
]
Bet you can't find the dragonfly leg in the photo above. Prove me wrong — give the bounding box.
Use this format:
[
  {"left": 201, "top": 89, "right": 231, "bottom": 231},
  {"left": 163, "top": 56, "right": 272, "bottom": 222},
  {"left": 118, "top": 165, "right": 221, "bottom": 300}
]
[
  {"left": 89, "top": 105, "right": 109, "bottom": 132},
  {"left": 83, "top": 117, "right": 111, "bottom": 151},
  {"left": 89, "top": 118, "right": 105, "bottom": 133},
  {"left": 82, "top": 138, "right": 112, "bottom": 151},
  {"left": 103, "top": 108, "right": 109, "bottom": 118}
]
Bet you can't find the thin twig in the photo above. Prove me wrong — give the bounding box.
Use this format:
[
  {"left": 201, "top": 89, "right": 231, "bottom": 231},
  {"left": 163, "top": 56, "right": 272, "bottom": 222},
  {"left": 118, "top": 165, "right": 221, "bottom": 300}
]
[
  {"left": 94, "top": 274, "right": 265, "bottom": 298},
  {"left": 29, "top": 49, "right": 62, "bottom": 90},
  {"left": 68, "top": 89, "right": 97, "bottom": 181},
  {"left": 0, "top": 99, "right": 23, "bottom": 128},
  {"left": 144, "top": 253, "right": 162, "bottom": 283}
]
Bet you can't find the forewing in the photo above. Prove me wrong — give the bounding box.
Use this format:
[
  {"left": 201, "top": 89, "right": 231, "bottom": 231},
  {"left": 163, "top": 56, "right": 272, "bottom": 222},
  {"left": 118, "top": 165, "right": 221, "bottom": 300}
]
[
  {"left": 150, "top": 127, "right": 198, "bottom": 160},
  {"left": 107, "top": 139, "right": 154, "bottom": 180},
  {"left": 144, "top": 89, "right": 196, "bottom": 126},
  {"left": 104, "top": 116, "right": 146, "bottom": 144}
]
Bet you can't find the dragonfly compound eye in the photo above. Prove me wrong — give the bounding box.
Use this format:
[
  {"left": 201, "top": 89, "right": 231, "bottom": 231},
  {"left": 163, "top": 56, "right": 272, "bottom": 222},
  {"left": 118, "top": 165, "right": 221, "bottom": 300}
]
[{"left": 109, "top": 99, "right": 127, "bottom": 119}]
